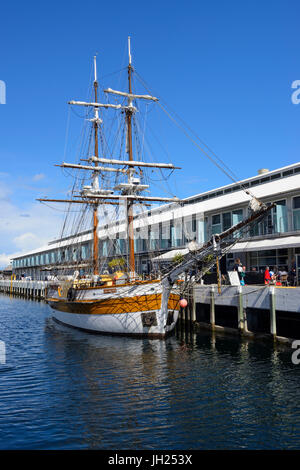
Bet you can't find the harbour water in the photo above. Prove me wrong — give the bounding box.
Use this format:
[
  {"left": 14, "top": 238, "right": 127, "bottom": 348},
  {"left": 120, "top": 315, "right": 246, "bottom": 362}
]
[{"left": 0, "top": 294, "right": 300, "bottom": 450}]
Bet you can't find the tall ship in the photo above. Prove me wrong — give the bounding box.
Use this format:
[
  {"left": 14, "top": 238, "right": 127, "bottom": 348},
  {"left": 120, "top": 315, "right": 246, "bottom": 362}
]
[{"left": 39, "top": 39, "right": 273, "bottom": 338}]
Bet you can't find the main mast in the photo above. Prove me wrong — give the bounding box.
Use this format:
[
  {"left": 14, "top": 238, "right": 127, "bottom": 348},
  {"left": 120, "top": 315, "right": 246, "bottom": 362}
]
[
  {"left": 92, "top": 55, "right": 100, "bottom": 275},
  {"left": 126, "top": 37, "right": 135, "bottom": 280}
]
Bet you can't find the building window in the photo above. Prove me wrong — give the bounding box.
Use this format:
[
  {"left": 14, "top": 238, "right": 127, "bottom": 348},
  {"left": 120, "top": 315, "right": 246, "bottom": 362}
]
[
  {"left": 72, "top": 248, "right": 77, "bottom": 262},
  {"left": 212, "top": 214, "right": 221, "bottom": 234},
  {"left": 222, "top": 212, "right": 232, "bottom": 232},
  {"left": 161, "top": 222, "right": 170, "bottom": 249},
  {"left": 251, "top": 200, "right": 287, "bottom": 236},
  {"left": 171, "top": 220, "right": 182, "bottom": 247},
  {"left": 249, "top": 249, "right": 288, "bottom": 271},
  {"left": 81, "top": 244, "right": 88, "bottom": 260},
  {"left": 273, "top": 200, "right": 287, "bottom": 233},
  {"left": 232, "top": 209, "right": 243, "bottom": 238},
  {"left": 293, "top": 197, "right": 300, "bottom": 231},
  {"left": 210, "top": 209, "right": 243, "bottom": 238},
  {"left": 102, "top": 240, "right": 108, "bottom": 257},
  {"left": 149, "top": 225, "right": 159, "bottom": 251},
  {"left": 183, "top": 215, "right": 196, "bottom": 242}
]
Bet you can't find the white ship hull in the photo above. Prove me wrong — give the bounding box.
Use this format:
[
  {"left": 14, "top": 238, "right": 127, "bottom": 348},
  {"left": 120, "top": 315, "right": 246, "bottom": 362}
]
[{"left": 47, "top": 280, "right": 180, "bottom": 338}]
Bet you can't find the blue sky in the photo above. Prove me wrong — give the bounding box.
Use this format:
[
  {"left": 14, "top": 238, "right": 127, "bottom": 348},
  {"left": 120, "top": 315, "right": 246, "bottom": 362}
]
[{"left": 0, "top": 0, "right": 300, "bottom": 266}]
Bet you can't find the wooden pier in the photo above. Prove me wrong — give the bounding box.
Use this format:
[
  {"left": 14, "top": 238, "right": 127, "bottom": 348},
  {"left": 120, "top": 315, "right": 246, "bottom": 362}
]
[
  {"left": 0, "top": 280, "right": 49, "bottom": 299},
  {"left": 178, "top": 284, "right": 300, "bottom": 344}
]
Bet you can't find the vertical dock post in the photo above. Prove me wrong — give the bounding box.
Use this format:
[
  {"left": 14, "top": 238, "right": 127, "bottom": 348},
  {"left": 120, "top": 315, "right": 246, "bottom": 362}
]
[
  {"left": 238, "top": 285, "right": 245, "bottom": 333},
  {"left": 191, "top": 287, "right": 196, "bottom": 323},
  {"left": 269, "top": 285, "right": 277, "bottom": 340},
  {"left": 210, "top": 285, "right": 215, "bottom": 329}
]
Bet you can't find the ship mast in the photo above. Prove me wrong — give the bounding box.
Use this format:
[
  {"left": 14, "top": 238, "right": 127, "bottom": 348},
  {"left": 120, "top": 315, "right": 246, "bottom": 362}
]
[
  {"left": 38, "top": 43, "right": 181, "bottom": 279},
  {"left": 92, "top": 55, "right": 100, "bottom": 275},
  {"left": 126, "top": 37, "right": 135, "bottom": 280}
]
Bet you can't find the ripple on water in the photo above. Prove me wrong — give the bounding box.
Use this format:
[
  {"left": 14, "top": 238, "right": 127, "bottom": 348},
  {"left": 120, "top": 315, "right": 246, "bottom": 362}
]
[{"left": 0, "top": 294, "right": 300, "bottom": 449}]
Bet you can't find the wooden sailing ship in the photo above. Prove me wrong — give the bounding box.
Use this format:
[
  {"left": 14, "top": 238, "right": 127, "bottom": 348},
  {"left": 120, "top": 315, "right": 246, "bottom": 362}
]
[{"left": 38, "top": 39, "right": 274, "bottom": 338}]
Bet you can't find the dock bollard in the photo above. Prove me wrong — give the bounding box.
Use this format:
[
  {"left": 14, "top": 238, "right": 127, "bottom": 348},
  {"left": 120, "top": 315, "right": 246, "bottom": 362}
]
[
  {"left": 269, "top": 285, "right": 277, "bottom": 340},
  {"left": 210, "top": 285, "right": 215, "bottom": 329}
]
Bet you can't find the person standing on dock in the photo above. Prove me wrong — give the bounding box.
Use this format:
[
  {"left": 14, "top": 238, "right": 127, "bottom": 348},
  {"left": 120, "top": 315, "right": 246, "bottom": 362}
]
[
  {"left": 240, "top": 266, "right": 246, "bottom": 286},
  {"left": 233, "top": 258, "right": 242, "bottom": 272},
  {"left": 264, "top": 266, "right": 272, "bottom": 285}
]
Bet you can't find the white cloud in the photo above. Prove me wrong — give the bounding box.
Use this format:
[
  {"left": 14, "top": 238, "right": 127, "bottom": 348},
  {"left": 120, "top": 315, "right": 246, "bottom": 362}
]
[
  {"left": 33, "top": 173, "right": 45, "bottom": 181},
  {"left": 0, "top": 180, "right": 64, "bottom": 268},
  {"left": 13, "top": 232, "right": 47, "bottom": 252},
  {"left": 0, "top": 252, "right": 22, "bottom": 268}
]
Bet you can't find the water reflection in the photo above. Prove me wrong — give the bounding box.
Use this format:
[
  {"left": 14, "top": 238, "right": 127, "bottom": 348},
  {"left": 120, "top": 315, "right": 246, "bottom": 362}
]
[{"left": 1, "top": 294, "right": 300, "bottom": 449}]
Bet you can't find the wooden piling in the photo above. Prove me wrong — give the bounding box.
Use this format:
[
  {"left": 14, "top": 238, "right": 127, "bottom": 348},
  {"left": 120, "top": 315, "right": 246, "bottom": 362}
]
[
  {"left": 210, "top": 285, "right": 215, "bottom": 329},
  {"left": 269, "top": 285, "right": 277, "bottom": 340},
  {"left": 191, "top": 290, "right": 196, "bottom": 323}
]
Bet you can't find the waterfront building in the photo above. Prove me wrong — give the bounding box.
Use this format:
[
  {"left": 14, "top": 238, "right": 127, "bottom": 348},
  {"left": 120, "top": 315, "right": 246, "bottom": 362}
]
[{"left": 11, "top": 162, "right": 300, "bottom": 281}]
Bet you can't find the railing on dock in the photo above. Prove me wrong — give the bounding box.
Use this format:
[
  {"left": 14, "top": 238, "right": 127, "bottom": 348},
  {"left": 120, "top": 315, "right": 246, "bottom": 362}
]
[{"left": 0, "top": 280, "right": 50, "bottom": 299}]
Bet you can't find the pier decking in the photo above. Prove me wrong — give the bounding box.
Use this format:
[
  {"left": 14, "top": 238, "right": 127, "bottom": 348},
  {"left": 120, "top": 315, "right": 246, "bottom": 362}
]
[
  {"left": 0, "top": 280, "right": 49, "bottom": 299},
  {"left": 178, "top": 284, "right": 300, "bottom": 343}
]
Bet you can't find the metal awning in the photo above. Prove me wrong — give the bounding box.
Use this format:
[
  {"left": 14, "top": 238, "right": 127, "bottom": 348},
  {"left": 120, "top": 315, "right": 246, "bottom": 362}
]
[
  {"left": 152, "top": 248, "right": 189, "bottom": 262},
  {"left": 230, "top": 235, "right": 300, "bottom": 252},
  {"left": 41, "top": 263, "right": 90, "bottom": 271}
]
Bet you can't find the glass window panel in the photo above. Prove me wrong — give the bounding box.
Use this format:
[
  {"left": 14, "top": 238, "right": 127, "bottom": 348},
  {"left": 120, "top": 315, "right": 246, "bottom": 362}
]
[
  {"left": 222, "top": 212, "right": 231, "bottom": 231},
  {"left": 293, "top": 197, "right": 300, "bottom": 209},
  {"left": 212, "top": 224, "right": 221, "bottom": 235},
  {"left": 274, "top": 200, "right": 287, "bottom": 233},
  {"left": 212, "top": 214, "right": 220, "bottom": 225},
  {"left": 161, "top": 223, "right": 170, "bottom": 249},
  {"left": 102, "top": 241, "right": 108, "bottom": 257},
  {"left": 232, "top": 209, "right": 243, "bottom": 224},
  {"left": 293, "top": 209, "right": 300, "bottom": 230},
  {"left": 81, "top": 245, "right": 88, "bottom": 259},
  {"left": 149, "top": 225, "right": 159, "bottom": 250}
]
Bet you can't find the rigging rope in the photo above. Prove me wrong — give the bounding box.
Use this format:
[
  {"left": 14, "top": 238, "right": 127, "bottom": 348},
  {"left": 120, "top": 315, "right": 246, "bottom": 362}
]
[{"left": 134, "top": 70, "right": 260, "bottom": 202}]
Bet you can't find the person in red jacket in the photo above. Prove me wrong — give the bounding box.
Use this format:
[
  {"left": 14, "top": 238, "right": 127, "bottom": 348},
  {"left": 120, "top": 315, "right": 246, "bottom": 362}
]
[{"left": 264, "top": 266, "right": 272, "bottom": 285}]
